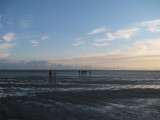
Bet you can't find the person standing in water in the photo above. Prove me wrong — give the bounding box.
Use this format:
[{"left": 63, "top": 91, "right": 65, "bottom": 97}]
[
  {"left": 49, "top": 70, "right": 53, "bottom": 82},
  {"left": 89, "top": 70, "right": 91, "bottom": 75}
]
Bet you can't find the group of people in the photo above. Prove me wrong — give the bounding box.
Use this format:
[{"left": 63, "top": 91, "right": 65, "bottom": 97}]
[
  {"left": 49, "top": 70, "right": 56, "bottom": 83},
  {"left": 78, "top": 70, "right": 91, "bottom": 76},
  {"left": 49, "top": 70, "right": 92, "bottom": 83}
]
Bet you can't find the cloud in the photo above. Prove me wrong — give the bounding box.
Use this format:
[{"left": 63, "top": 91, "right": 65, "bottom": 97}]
[
  {"left": 41, "top": 35, "right": 49, "bottom": 40},
  {"left": 105, "top": 28, "right": 139, "bottom": 41},
  {"left": 30, "top": 40, "right": 39, "bottom": 46},
  {"left": 92, "top": 19, "right": 160, "bottom": 42},
  {"left": 0, "top": 43, "right": 14, "bottom": 49},
  {"left": 72, "top": 41, "right": 84, "bottom": 46},
  {"left": 72, "top": 38, "right": 84, "bottom": 46},
  {"left": 0, "top": 42, "right": 15, "bottom": 59},
  {"left": 3, "top": 32, "right": 15, "bottom": 42},
  {"left": 0, "top": 53, "right": 9, "bottom": 59},
  {"left": 31, "top": 40, "right": 39, "bottom": 44},
  {"left": 0, "top": 59, "right": 92, "bottom": 70},
  {"left": 1, "top": 37, "right": 160, "bottom": 70},
  {"left": 87, "top": 27, "right": 107, "bottom": 34},
  {"left": 92, "top": 43, "right": 109, "bottom": 47},
  {"left": 137, "top": 19, "right": 160, "bottom": 32},
  {"left": 48, "top": 38, "right": 160, "bottom": 70},
  {"left": 0, "top": 33, "right": 16, "bottom": 59},
  {"left": 94, "top": 38, "right": 108, "bottom": 42},
  {"left": 0, "top": 60, "right": 49, "bottom": 70}
]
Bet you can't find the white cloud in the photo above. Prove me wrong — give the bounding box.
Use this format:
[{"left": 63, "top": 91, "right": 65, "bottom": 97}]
[
  {"left": 128, "top": 38, "right": 160, "bottom": 56},
  {"left": 94, "top": 38, "right": 108, "bottom": 42},
  {"left": 3, "top": 32, "right": 15, "bottom": 42},
  {"left": 0, "top": 43, "right": 14, "bottom": 49},
  {"left": 105, "top": 28, "right": 139, "bottom": 41},
  {"left": 0, "top": 42, "right": 15, "bottom": 59},
  {"left": 0, "top": 53, "right": 9, "bottom": 59},
  {"left": 48, "top": 38, "right": 160, "bottom": 70},
  {"left": 41, "top": 35, "right": 49, "bottom": 40},
  {"left": 30, "top": 40, "right": 39, "bottom": 44},
  {"left": 92, "top": 43, "right": 109, "bottom": 47},
  {"left": 87, "top": 27, "right": 107, "bottom": 34},
  {"left": 137, "top": 19, "right": 160, "bottom": 32},
  {"left": 30, "top": 40, "right": 39, "bottom": 46},
  {"left": 72, "top": 41, "right": 84, "bottom": 46},
  {"left": 72, "top": 38, "right": 84, "bottom": 46}
]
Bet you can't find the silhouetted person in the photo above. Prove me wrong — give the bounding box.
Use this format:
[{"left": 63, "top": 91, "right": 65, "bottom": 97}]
[
  {"left": 81, "top": 70, "right": 84, "bottom": 76},
  {"left": 79, "top": 70, "right": 80, "bottom": 76},
  {"left": 89, "top": 70, "right": 91, "bottom": 75},
  {"left": 84, "top": 70, "right": 87, "bottom": 76},
  {"left": 49, "top": 70, "right": 53, "bottom": 82}
]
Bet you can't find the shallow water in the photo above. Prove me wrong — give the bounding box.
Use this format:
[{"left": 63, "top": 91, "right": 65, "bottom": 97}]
[
  {"left": 1, "top": 70, "right": 160, "bottom": 97},
  {"left": 1, "top": 70, "right": 160, "bottom": 119}
]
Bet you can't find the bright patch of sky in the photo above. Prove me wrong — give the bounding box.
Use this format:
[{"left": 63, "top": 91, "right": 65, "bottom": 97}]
[{"left": 0, "top": 0, "right": 160, "bottom": 69}]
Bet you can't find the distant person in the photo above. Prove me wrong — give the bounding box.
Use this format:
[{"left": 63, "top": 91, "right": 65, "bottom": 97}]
[
  {"left": 79, "top": 70, "right": 80, "bottom": 76},
  {"left": 81, "top": 70, "right": 84, "bottom": 76},
  {"left": 89, "top": 70, "right": 91, "bottom": 75},
  {"left": 49, "top": 70, "right": 53, "bottom": 82},
  {"left": 84, "top": 70, "right": 87, "bottom": 76}
]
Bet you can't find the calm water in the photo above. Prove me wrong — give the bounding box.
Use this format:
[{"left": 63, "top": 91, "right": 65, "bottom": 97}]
[{"left": 1, "top": 70, "right": 160, "bottom": 97}]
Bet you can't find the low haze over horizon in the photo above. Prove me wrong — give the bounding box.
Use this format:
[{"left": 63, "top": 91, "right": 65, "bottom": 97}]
[{"left": 0, "top": 0, "right": 160, "bottom": 70}]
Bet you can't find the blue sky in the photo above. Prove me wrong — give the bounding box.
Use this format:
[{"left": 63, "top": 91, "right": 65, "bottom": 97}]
[{"left": 0, "top": 0, "right": 160, "bottom": 69}]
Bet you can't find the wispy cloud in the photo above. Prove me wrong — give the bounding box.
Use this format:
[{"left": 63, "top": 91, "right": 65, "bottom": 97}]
[
  {"left": 0, "top": 42, "right": 15, "bottom": 59},
  {"left": 0, "top": 53, "right": 9, "bottom": 59},
  {"left": 48, "top": 38, "right": 160, "bottom": 70},
  {"left": 94, "top": 38, "right": 108, "bottom": 42},
  {"left": 87, "top": 27, "right": 107, "bottom": 34},
  {"left": 30, "top": 40, "right": 39, "bottom": 46},
  {"left": 72, "top": 38, "right": 84, "bottom": 46},
  {"left": 30, "top": 40, "right": 39, "bottom": 44},
  {"left": 3, "top": 32, "right": 15, "bottom": 42},
  {"left": 72, "top": 41, "right": 84, "bottom": 46},
  {"left": 41, "top": 35, "right": 49, "bottom": 40},
  {"left": 92, "top": 43, "right": 109, "bottom": 47},
  {"left": 93, "top": 19, "right": 160, "bottom": 42},
  {"left": 105, "top": 28, "right": 139, "bottom": 41},
  {"left": 137, "top": 19, "right": 160, "bottom": 32},
  {"left": 0, "top": 32, "right": 16, "bottom": 59},
  {"left": 0, "top": 59, "right": 93, "bottom": 70},
  {"left": 0, "top": 43, "right": 14, "bottom": 49}
]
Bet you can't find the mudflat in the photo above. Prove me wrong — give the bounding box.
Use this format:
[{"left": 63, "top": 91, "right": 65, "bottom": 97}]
[{"left": 1, "top": 88, "right": 160, "bottom": 120}]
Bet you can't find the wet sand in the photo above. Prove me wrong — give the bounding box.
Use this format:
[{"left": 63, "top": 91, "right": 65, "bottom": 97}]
[{"left": 1, "top": 88, "right": 160, "bottom": 120}]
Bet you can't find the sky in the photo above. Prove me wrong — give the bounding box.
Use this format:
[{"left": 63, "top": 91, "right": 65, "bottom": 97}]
[{"left": 0, "top": 0, "right": 160, "bottom": 70}]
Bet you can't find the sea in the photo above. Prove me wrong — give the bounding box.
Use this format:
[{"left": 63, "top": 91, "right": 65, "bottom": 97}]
[
  {"left": 1, "top": 70, "right": 160, "bottom": 119},
  {"left": 1, "top": 70, "right": 160, "bottom": 97}
]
